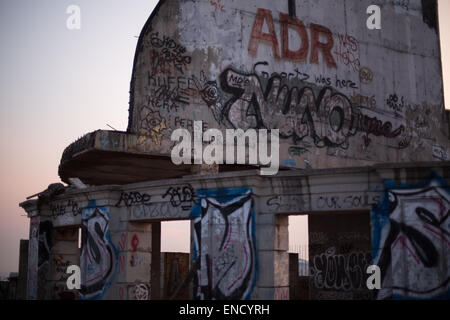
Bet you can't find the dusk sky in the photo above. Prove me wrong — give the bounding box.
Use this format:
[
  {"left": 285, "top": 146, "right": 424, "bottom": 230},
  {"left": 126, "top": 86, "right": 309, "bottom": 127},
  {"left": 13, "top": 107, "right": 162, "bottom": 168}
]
[{"left": 0, "top": 0, "right": 449, "bottom": 278}]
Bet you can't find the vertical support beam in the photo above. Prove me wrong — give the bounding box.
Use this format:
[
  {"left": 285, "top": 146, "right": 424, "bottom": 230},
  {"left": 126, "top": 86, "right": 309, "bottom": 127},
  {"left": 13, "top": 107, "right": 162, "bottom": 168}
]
[
  {"left": 50, "top": 227, "right": 79, "bottom": 299},
  {"left": 37, "top": 219, "right": 53, "bottom": 300},
  {"left": 27, "top": 216, "right": 39, "bottom": 300},
  {"left": 27, "top": 216, "right": 40, "bottom": 300},
  {"left": 190, "top": 219, "right": 196, "bottom": 299},
  {"left": 255, "top": 213, "right": 290, "bottom": 299},
  {"left": 289, "top": 253, "right": 299, "bottom": 300},
  {"left": 110, "top": 222, "right": 152, "bottom": 300},
  {"left": 17, "top": 239, "right": 29, "bottom": 300},
  {"left": 151, "top": 221, "right": 161, "bottom": 300},
  {"left": 190, "top": 187, "right": 256, "bottom": 299}
]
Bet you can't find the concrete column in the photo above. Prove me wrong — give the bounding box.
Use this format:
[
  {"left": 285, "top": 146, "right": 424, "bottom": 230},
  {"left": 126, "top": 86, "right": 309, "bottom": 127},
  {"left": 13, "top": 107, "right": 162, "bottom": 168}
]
[
  {"left": 49, "top": 227, "right": 79, "bottom": 299},
  {"left": 17, "top": 239, "right": 28, "bottom": 300},
  {"left": 27, "top": 216, "right": 39, "bottom": 300},
  {"left": 151, "top": 222, "right": 161, "bottom": 299},
  {"left": 109, "top": 222, "right": 152, "bottom": 300},
  {"left": 255, "top": 213, "right": 290, "bottom": 300}
]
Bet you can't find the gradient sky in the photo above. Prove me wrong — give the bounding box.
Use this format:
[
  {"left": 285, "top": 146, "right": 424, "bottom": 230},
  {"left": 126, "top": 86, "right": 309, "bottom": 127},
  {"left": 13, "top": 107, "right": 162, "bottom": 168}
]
[{"left": 0, "top": 0, "right": 449, "bottom": 278}]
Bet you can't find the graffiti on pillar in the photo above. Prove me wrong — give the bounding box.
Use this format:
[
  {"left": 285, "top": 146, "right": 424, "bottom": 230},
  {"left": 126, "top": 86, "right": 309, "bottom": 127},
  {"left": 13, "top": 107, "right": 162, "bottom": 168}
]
[
  {"left": 38, "top": 220, "right": 53, "bottom": 270},
  {"left": 37, "top": 220, "right": 53, "bottom": 299},
  {"left": 118, "top": 283, "right": 150, "bottom": 300},
  {"left": 27, "top": 217, "right": 40, "bottom": 299},
  {"left": 190, "top": 187, "right": 257, "bottom": 300},
  {"left": 79, "top": 200, "right": 118, "bottom": 300},
  {"left": 372, "top": 172, "right": 450, "bottom": 299},
  {"left": 133, "top": 283, "right": 149, "bottom": 300}
]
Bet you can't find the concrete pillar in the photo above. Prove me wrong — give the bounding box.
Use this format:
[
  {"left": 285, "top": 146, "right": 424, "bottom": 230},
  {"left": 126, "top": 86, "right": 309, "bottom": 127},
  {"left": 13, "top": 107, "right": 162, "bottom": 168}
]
[
  {"left": 289, "top": 253, "right": 299, "bottom": 300},
  {"left": 27, "top": 216, "right": 39, "bottom": 300},
  {"left": 255, "top": 213, "right": 289, "bottom": 300},
  {"left": 36, "top": 219, "right": 54, "bottom": 300},
  {"left": 17, "top": 239, "right": 28, "bottom": 300},
  {"left": 151, "top": 222, "right": 161, "bottom": 299},
  {"left": 109, "top": 222, "right": 152, "bottom": 300},
  {"left": 49, "top": 227, "right": 79, "bottom": 299}
]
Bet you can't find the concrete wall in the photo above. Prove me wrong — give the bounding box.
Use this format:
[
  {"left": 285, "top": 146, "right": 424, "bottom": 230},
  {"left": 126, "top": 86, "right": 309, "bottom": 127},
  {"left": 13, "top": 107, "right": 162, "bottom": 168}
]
[
  {"left": 50, "top": 228, "right": 79, "bottom": 299},
  {"left": 127, "top": 0, "right": 449, "bottom": 170},
  {"left": 17, "top": 239, "right": 28, "bottom": 300},
  {"left": 19, "top": 163, "right": 450, "bottom": 300},
  {"left": 309, "top": 212, "right": 373, "bottom": 300},
  {"left": 18, "top": 0, "right": 450, "bottom": 301},
  {"left": 372, "top": 172, "right": 450, "bottom": 299}
]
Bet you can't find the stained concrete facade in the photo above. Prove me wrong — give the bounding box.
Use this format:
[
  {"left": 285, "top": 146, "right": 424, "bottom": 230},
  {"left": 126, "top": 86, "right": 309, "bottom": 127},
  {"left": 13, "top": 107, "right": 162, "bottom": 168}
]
[
  {"left": 19, "top": 0, "right": 450, "bottom": 300},
  {"left": 126, "top": 0, "right": 448, "bottom": 168},
  {"left": 20, "top": 163, "right": 450, "bottom": 299}
]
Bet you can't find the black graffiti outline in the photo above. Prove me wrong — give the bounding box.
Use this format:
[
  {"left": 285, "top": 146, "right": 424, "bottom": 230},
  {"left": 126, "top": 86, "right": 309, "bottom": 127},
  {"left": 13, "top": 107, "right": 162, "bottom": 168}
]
[
  {"left": 148, "top": 32, "right": 192, "bottom": 75},
  {"left": 194, "top": 192, "right": 255, "bottom": 300},
  {"left": 376, "top": 187, "right": 450, "bottom": 296},
  {"left": 80, "top": 208, "right": 115, "bottom": 298},
  {"left": 163, "top": 184, "right": 197, "bottom": 211},
  {"left": 218, "top": 65, "right": 405, "bottom": 149},
  {"left": 115, "top": 192, "right": 151, "bottom": 207},
  {"left": 50, "top": 199, "right": 82, "bottom": 218},
  {"left": 311, "top": 247, "right": 372, "bottom": 291}
]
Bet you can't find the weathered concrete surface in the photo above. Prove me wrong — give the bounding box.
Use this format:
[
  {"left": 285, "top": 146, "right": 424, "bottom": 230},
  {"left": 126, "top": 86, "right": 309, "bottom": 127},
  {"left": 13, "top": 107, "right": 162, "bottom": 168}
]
[
  {"left": 372, "top": 171, "right": 450, "bottom": 299},
  {"left": 49, "top": 228, "right": 79, "bottom": 299},
  {"left": 58, "top": 130, "right": 193, "bottom": 185},
  {"left": 126, "top": 0, "right": 449, "bottom": 171},
  {"left": 20, "top": 161, "right": 450, "bottom": 299},
  {"left": 58, "top": 0, "right": 449, "bottom": 187},
  {"left": 309, "top": 212, "right": 373, "bottom": 300},
  {"left": 20, "top": 0, "right": 450, "bottom": 300}
]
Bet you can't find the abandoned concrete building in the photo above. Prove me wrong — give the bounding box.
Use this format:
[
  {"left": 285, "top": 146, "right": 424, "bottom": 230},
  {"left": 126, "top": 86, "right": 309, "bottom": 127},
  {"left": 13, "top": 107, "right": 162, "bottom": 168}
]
[{"left": 18, "top": 0, "right": 450, "bottom": 300}]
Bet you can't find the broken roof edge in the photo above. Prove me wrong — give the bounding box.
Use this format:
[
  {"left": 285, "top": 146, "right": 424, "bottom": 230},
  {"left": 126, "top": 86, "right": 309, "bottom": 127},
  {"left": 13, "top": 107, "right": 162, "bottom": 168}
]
[{"left": 59, "top": 129, "right": 169, "bottom": 166}]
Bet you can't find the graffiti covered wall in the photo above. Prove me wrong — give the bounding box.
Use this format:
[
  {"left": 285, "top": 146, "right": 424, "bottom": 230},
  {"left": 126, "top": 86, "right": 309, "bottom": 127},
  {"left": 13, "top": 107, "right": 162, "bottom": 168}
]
[
  {"left": 80, "top": 200, "right": 118, "bottom": 299},
  {"left": 309, "top": 213, "right": 373, "bottom": 300},
  {"left": 128, "top": 0, "right": 449, "bottom": 169},
  {"left": 190, "top": 187, "right": 257, "bottom": 299},
  {"left": 372, "top": 172, "right": 450, "bottom": 299}
]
